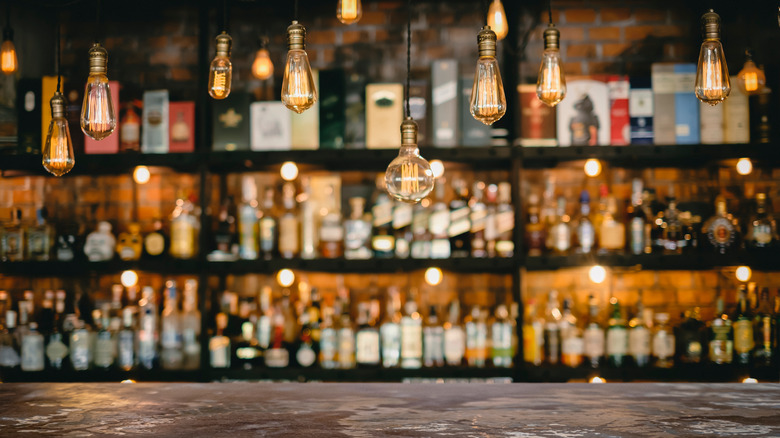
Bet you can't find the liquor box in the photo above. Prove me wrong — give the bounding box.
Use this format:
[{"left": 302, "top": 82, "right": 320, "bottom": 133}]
[
  {"left": 41, "top": 76, "right": 58, "bottom": 152},
  {"left": 365, "top": 83, "right": 403, "bottom": 149},
  {"left": 250, "top": 101, "right": 292, "bottom": 151},
  {"left": 555, "top": 77, "right": 611, "bottom": 146},
  {"left": 291, "top": 69, "right": 319, "bottom": 150},
  {"left": 431, "top": 59, "right": 458, "bottom": 147},
  {"left": 168, "top": 101, "right": 195, "bottom": 153},
  {"left": 607, "top": 75, "right": 630, "bottom": 145},
  {"left": 319, "top": 69, "right": 345, "bottom": 149},
  {"left": 212, "top": 92, "right": 250, "bottom": 152},
  {"left": 723, "top": 77, "right": 750, "bottom": 143},
  {"left": 699, "top": 101, "right": 724, "bottom": 144},
  {"left": 408, "top": 79, "right": 429, "bottom": 147},
  {"left": 84, "top": 80, "right": 120, "bottom": 154},
  {"left": 16, "top": 78, "right": 41, "bottom": 154},
  {"left": 141, "top": 90, "right": 170, "bottom": 153},
  {"left": 673, "top": 63, "right": 700, "bottom": 144},
  {"left": 651, "top": 63, "right": 676, "bottom": 145},
  {"left": 517, "top": 84, "right": 556, "bottom": 147},
  {"left": 344, "top": 72, "right": 366, "bottom": 149},
  {"left": 460, "top": 77, "right": 492, "bottom": 147},
  {"left": 628, "top": 77, "right": 653, "bottom": 145}
]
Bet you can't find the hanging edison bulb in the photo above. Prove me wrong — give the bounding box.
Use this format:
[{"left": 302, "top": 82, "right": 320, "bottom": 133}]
[
  {"left": 536, "top": 24, "right": 566, "bottom": 106},
  {"left": 470, "top": 26, "right": 506, "bottom": 125},
  {"left": 1, "top": 25, "right": 17, "bottom": 74},
  {"left": 385, "top": 118, "right": 434, "bottom": 204},
  {"left": 80, "top": 43, "right": 116, "bottom": 140},
  {"left": 337, "top": 0, "right": 362, "bottom": 25},
  {"left": 43, "top": 92, "right": 75, "bottom": 176},
  {"left": 281, "top": 21, "right": 317, "bottom": 113},
  {"left": 251, "top": 41, "right": 274, "bottom": 80},
  {"left": 695, "top": 10, "right": 730, "bottom": 105},
  {"left": 208, "top": 32, "right": 233, "bottom": 99},
  {"left": 486, "top": 0, "right": 508, "bottom": 41},
  {"left": 736, "top": 50, "right": 766, "bottom": 96}
]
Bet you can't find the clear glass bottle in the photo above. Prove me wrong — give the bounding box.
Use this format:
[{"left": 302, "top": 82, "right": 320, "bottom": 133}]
[
  {"left": 400, "top": 293, "right": 423, "bottom": 369},
  {"left": 180, "top": 279, "right": 201, "bottom": 370},
  {"left": 746, "top": 193, "right": 777, "bottom": 250},
  {"left": 525, "top": 194, "right": 546, "bottom": 257},
  {"left": 443, "top": 299, "right": 466, "bottom": 366},
  {"left": 258, "top": 187, "right": 278, "bottom": 260},
  {"left": 627, "top": 179, "right": 647, "bottom": 255},
  {"left": 410, "top": 202, "right": 432, "bottom": 259},
  {"left": 491, "top": 304, "right": 514, "bottom": 368},
  {"left": 319, "top": 306, "right": 338, "bottom": 369},
  {"left": 560, "top": 298, "right": 582, "bottom": 368},
  {"left": 428, "top": 183, "right": 451, "bottom": 259},
  {"left": 337, "top": 301, "right": 356, "bottom": 370},
  {"left": 93, "top": 307, "right": 115, "bottom": 370},
  {"left": 582, "top": 294, "right": 604, "bottom": 368},
  {"left": 26, "top": 207, "right": 53, "bottom": 261},
  {"left": 464, "top": 306, "right": 488, "bottom": 367},
  {"left": 470, "top": 182, "right": 488, "bottom": 258},
  {"left": 344, "top": 197, "right": 372, "bottom": 260},
  {"left": 209, "top": 313, "right": 231, "bottom": 368},
  {"left": 45, "top": 292, "right": 69, "bottom": 370},
  {"left": 278, "top": 182, "right": 300, "bottom": 259},
  {"left": 628, "top": 299, "right": 651, "bottom": 367},
  {"left": 574, "top": 190, "right": 595, "bottom": 254},
  {"left": 423, "top": 305, "right": 445, "bottom": 368},
  {"left": 605, "top": 297, "right": 628, "bottom": 367},
  {"left": 117, "top": 307, "right": 136, "bottom": 371},
  {"left": 238, "top": 175, "right": 260, "bottom": 260},
  {"left": 547, "top": 197, "right": 571, "bottom": 255},
  {"left": 495, "top": 182, "right": 514, "bottom": 257},
  {"left": 355, "top": 301, "right": 380, "bottom": 367},
  {"left": 598, "top": 191, "right": 626, "bottom": 254},
  {"left": 708, "top": 296, "right": 733, "bottom": 365},
  {"left": 392, "top": 199, "right": 413, "bottom": 259},
  {"left": 448, "top": 178, "right": 472, "bottom": 258},
  {"left": 652, "top": 312, "right": 675, "bottom": 368},
  {"left": 371, "top": 193, "right": 396, "bottom": 259},
  {"left": 137, "top": 286, "right": 158, "bottom": 370},
  {"left": 1, "top": 209, "right": 25, "bottom": 261},
  {"left": 21, "top": 322, "right": 45, "bottom": 372},
  {"left": 83, "top": 221, "right": 115, "bottom": 262},
  {"left": 69, "top": 319, "right": 91, "bottom": 371},
  {"left": 543, "top": 290, "right": 562, "bottom": 365},
  {"left": 753, "top": 287, "right": 775, "bottom": 366},
  {"left": 170, "top": 191, "right": 200, "bottom": 259},
  {"left": 159, "top": 281, "right": 183, "bottom": 370}
]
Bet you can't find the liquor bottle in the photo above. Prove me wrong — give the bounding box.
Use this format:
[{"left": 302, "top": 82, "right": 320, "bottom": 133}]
[
  {"left": 605, "top": 297, "right": 628, "bottom": 367},
  {"left": 708, "top": 296, "right": 733, "bottom": 365},
  {"left": 256, "top": 286, "right": 273, "bottom": 353},
  {"left": 355, "top": 301, "right": 380, "bottom": 367},
  {"left": 470, "top": 182, "right": 488, "bottom": 258},
  {"left": 429, "top": 182, "right": 451, "bottom": 259},
  {"left": 117, "top": 307, "right": 136, "bottom": 371},
  {"left": 116, "top": 223, "right": 143, "bottom": 261},
  {"left": 295, "top": 297, "right": 318, "bottom": 368},
  {"left": 525, "top": 194, "right": 546, "bottom": 257},
  {"left": 753, "top": 287, "right": 775, "bottom": 366},
  {"left": 265, "top": 312, "right": 290, "bottom": 368},
  {"left": 522, "top": 299, "right": 543, "bottom": 366},
  {"left": 582, "top": 294, "right": 604, "bottom": 368},
  {"left": 652, "top": 312, "right": 675, "bottom": 368},
  {"left": 54, "top": 222, "right": 79, "bottom": 262},
  {"left": 484, "top": 184, "right": 499, "bottom": 257},
  {"left": 423, "top": 305, "right": 445, "bottom": 367},
  {"left": 675, "top": 308, "right": 706, "bottom": 364},
  {"left": 137, "top": 286, "right": 158, "bottom": 370},
  {"left": 746, "top": 193, "right": 777, "bottom": 250},
  {"left": 143, "top": 218, "right": 168, "bottom": 259},
  {"left": 400, "top": 294, "right": 423, "bottom": 369},
  {"left": 560, "top": 298, "right": 582, "bottom": 368},
  {"left": 464, "top": 306, "right": 487, "bottom": 368},
  {"left": 170, "top": 191, "right": 200, "bottom": 259},
  {"left": 1, "top": 209, "right": 25, "bottom": 261},
  {"left": 598, "top": 189, "right": 626, "bottom": 254},
  {"left": 337, "top": 301, "right": 356, "bottom": 369},
  {"left": 574, "top": 190, "right": 596, "bottom": 254},
  {"left": 278, "top": 182, "right": 300, "bottom": 259},
  {"left": 69, "top": 319, "right": 91, "bottom": 371},
  {"left": 448, "top": 178, "right": 472, "bottom": 258},
  {"left": 547, "top": 197, "right": 571, "bottom": 255},
  {"left": 371, "top": 193, "right": 396, "bottom": 258},
  {"left": 319, "top": 210, "right": 344, "bottom": 259},
  {"left": 209, "top": 313, "right": 231, "bottom": 368},
  {"left": 392, "top": 200, "right": 413, "bottom": 259},
  {"left": 211, "top": 197, "right": 236, "bottom": 260},
  {"left": 643, "top": 188, "right": 665, "bottom": 253},
  {"left": 701, "top": 196, "right": 738, "bottom": 255},
  {"left": 159, "top": 281, "right": 183, "bottom": 370},
  {"left": 26, "top": 207, "right": 52, "bottom": 261},
  {"left": 495, "top": 182, "right": 514, "bottom": 258},
  {"left": 20, "top": 322, "right": 45, "bottom": 372},
  {"left": 258, "top": 187, "right": 278, "bottom": 260},
  {"left": 0, "top": 309, "right": 20, "bottom": 368},
  {"left": 93, "top": 307, "right": 115, "bottom": 370},
  {"left": 443, "top": 300, "right": 466, "bottom": 366},
  {"left": 234, "top": 319, "right": 263, "bottom": 369},
  {"left": 628, "top": 299, "right": 651, "bottom": 367},
  {"left": 83, "top": 221, "right": 115, "bottom": 262},
  {"left": 344, "top": 197, "right": 373, "bottom": 260},
  {"left": 627, "top": 179, "right": 647, "bottom": 255},
  {"left": 120, "top": 102, "right": 141, "bottom": 151},
  {"left": 238, "top": 175, "right": 259, "bottom": 260},
  {"left": 491, "top": 304, "right": 514, "bottom": 368},
  {"left": 319, "top": 306, "right": 338, "bottom": 369},
  {"left": 410, "top": 202, "right": 432, "bottom": 259},
  {"left": 732, "top": 286, "right": 754, "bottom": 366},
  {"left": 380, "top": 289, "right": 403, "bottom": 368},
  {"left": 181, "top": 279, "right": 201, "bottom": 370},
  {"left": 46, "top": 291, "right": 69, "bottom": 370},
  {"left": 38, "top": 291, "right": 55, "bottom": 336},
  {"left": 543, "top": 290, "right": 562, "bottom": 365}
]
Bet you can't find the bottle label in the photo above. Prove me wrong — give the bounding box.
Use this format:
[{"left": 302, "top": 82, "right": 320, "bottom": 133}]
[
  {"left": 760, "top": 316, "right": 772, "bottom": 348},
  {"left": 429, "top": 210, "right": 450, "bottom": 237},
  {"left": 708, "top": 217, "right": 735, "bottom": 248},
  {"left": 320, "top": 223, "right": 344, "bottom": 242},
  {"left": 733, "top": 320, "right": 755, "bottom": 354},
  {"left": 170, "top": 220, "right": 194, "bottom": 258},
  {"left": 606, "top": 327, "right": 628, "bottom": 356},
  {"left": 70, "top": 330, "right": 90, "bottom": 370},
  {"left": 45, "top": 338, "right": 69, "bottom": 363},
  {"left": 709, "top": 338, "right": 733, "bottom": 364},
  {"left": 257, "top": 316, "right": 271, "bottom": 349},
  {"left": 628, "top": 326, "right": 651, "bottom": 357},
  {"left": 430, "top": 239, "right": 451, "bottom": 259},
  {"left": 94, "top": 335, "right": 115, "bottom": 368},
  {"left": 265, "top": 348, "right": 289, "bottom": 368},
  {"left": 238, "top": 207, "right": 259, "bottom": 258},
  {"left": 444, "top": 327, "right": 465, "bottom": 365},
  {"left": 144, "top": 233, "right": 165, "bottom": 256},
  {"left": 21, "top": 334, "right": 45, "bottom": 371},
  {"left": 495, "top": 210, "right": 514, "bottom": 236},
  {"left": 448, "top": 206, "right": 471, "bottom": 237},
  {"left": 372, "top": 203, "right": 393, "bottom": 228},
  {"left": 551, "top": 224, "right": 571, "bottom": 252},
  {"left": 522, "top": 324, "right": 542, "bottom": 365},
  {"left": 381, "top": 323, "right": 401, "bottom": 367},
  {"left": 278, "top": 216, "right": 299, "bottom": 255},
  {"left": 401, "top": 320, "right": 423, "bottom": 360},
  {"left": 356, "top": 330, "right": 380, "bottom": 365},
  {"left": 752, "top": 224, "right": 772, "bottom": 245},
  {"left": 118, "top": 331, "right": 135, "bottom": 369},
  {"left": 259, "top": 218, "right": 276, "bottom": 251},
  {"left": 466, "top": 322, "right": 488, "bottom": 360},
  {"left": 577, "top": 222, "right": 595, "bottom": 252},
  {"left": 319, "top": 328, "right": 337, "bottom": 366},
  {"left": 392, "top": 204, "right": 413, "bottom": 230},
  {"left": 296, "top": 344, "right": 316, "bottom": 367},
  {"left": 652, "top": 332, "right": 674, "bottom": 359},
  {"left": 470, "top": 208, "right": 487, "bottom": 233},
  {"left": 423, "top": 327, "right": 445, "bottom": 365},
  {"left": 600, "top": 222, "right": 626, "bottom": 250},
  {"left": 209, "top": 336, "right": 230, "bottom": 368}
]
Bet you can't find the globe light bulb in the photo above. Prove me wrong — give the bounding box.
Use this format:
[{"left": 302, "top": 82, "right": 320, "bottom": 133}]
[
  {"left": 470, "top": 26, "right": 506, "bottom": 126},
  {"left": 1, "top": 26, "right": 17, "bottom": 75},
  {"left": 695, "top": 10, "right": 730, "bottom": 106},
  {"left": 584, "top": 158, "right": 601, "bottom": 177},
  {"left": 735, "top": 266, "right": 752, "bottom": 282},
  {"left": 43, "top": 92, "right": 75, "bottom": 177},
  {"left": 487, "top": 0, "right": 508, "bottom": 40},
  {"left": 251, "top": 47, "right": 274, "bottom": 80},
  {"left": 208, "top": 32, "right": 233, "bottom": 99},
  {"left": 337, "top": 0, "right": 362, "bottom": 25},
  {"left": 281, "top": 21, "right": 317, "bottom": 114},
  {"left": 80, "top": 43, "right": 116, "bottom": 140},
  {"left": 736, "top": 51, "right": 766, "bottom": 96},
  {"left": 133, "top": 165, "right": 151, "bottom": 184},
  {"left": 385, "top": 117, "right": 434, "bottom": 204},
  {"left": 536, "top": 24, "right": 566, "bottom": 107},
  {"left": 736, "top": 157, "right": 752, "bottom": 175}
]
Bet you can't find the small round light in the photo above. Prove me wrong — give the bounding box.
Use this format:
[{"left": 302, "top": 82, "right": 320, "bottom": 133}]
[
  {"left": 589, "top": 376, "right": 606, "bottom": 384},
  {"left": 120, "top": 270, "right": 138, "bottom": 288},
  {"left": 736, "top": 158, "right": 752, "bottom": 176},
  {"left": 120, "top": 379, "right": 137, "bottom": 384},
  {"left": 735, "top": 266, "right": 752, "bottom": 282},
  {"left": 280, "top": 161, "right": 299, "bottom": 181},
  {"left": 424, "top": 267, "right": 443, "bottom": 286},
  {"left": 133, "top": 166, "right": 151, "bottom": 184},
  {"left": 277, "top": 269, "right": 295, "bottom": 288},
  {"left": 742, "top": 377, "right": 758, "bottom": 384},
  {"left": 589, "top": 265, "right": 607, "bottom": 284},
  {"left": 430, "top": 160, "right": 445, "bottom": 179},
  {"left": 584, "top": 159, "right": 602, "bottom": 177}
]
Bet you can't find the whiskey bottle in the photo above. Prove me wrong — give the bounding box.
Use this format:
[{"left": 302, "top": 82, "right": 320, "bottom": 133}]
[
  {"left": 423, "top": 305, "right": 445, "bottom": 367},
  {"left": 238, "top": 175, "right": 260, "bottom": 260},
  {"left": 209, "top": 313, "right": 231, "bottom": 368},
  {"left": 708, "top": 296, "right": 733, "bottom": 365},
  {"left": 582, "top": 294, "right": 604, "bottom": 368},
  {"left": 143, "top": 218, "right": 168, "bottom": 260},
  {"left": 573, "top": 190, "right": 595, "bottom": 254},
  {"left": 319, "top": 306, "right": 338, "bottom": 369},
  {"left": 45, "top": 292, "right": 69, "bottom": 370},
  {"left": 318, "top": 210, "right": 344, "bottom": 259},
  {"left": 543, "top": 290, "right": 562, "bottom": 365},
  {"left": 470, "top": 182, "right": 488, "bottom": 258},
  {"left": 746, "top": 193, "right": 777, "bottom": 250},
  {"left": 464, "top": 306, "right": 487, "bottom": 367},
  {"left": 160, "top": 281, "right": 183, "bottom": 370},
  {"left": 355, "top": 302, "right": 380, "bottom": 367},
  {"left": 344, "top": 197, "right": 372, "bottom": 260},
  {"left": 20, "top": 322, "right": 45, "bottom": 372},
  {"left": 180, "top": 279, "right": 201, "bottom": 370},
  {"left": 211, "top": 196, "right": 237, "bottom": 260},
  {"left": 69, "top": 319, "right": 91, "bottom": 371},
  {"left": 605, "top": 297, "right": 628, "bottom": 367},
  {"left": 598, "top": 190, "right": 626, "bottom": 254},
  {"left": 443, "top": 300, "right": 466, "bottom": 366},
  {"left": 560, "top": 298, "right": 583, "bottom": 368},
  {"left": 26, "top": 207, "right": 52, "bottom": 261},
  {"left": 491, "top": 304, "right": 514, "bottom": 368},
  {"left": 278, "top": 182, "right": 300, "bottom": 259},
  {"left": 336, "top": 301, "right": 356, "bottom": 369},
  {"left": 392, "top": 200, "right": 413, "bottom": 259},
  {"left": 652, "top": 313, "right": 675, "bottom": 368},
  {"left": 83, "top": 221, "right": 116, "bottom": 262},
  {"left": 410, "top": 202, "right": 432, "bottom": 259},
  {"left": 547, "top": 197, "right": 571, "bottom": 255},
  {"left": 522, "top": 299, "right": 543, "bottom": 366},
  {"left": 116, "top": 223, "right": 143, "bottom": 261},
  {"left": 295, "top": 297, "right": 318, "bottom": 368},
  {"left": 371, "top": 193, "right": 396, "bottom": 258},
  {"left": 258, "top": 187, "right": 278, "bottom": 260},
  {"left": 1, "top": 209, "right": 25, "bottom": 261},
  {"left": 448, "top": 178, "right": 472, "bottom": 258},
  {"left": 137, "top": 287, "right": 158, "bottom": 369},
  {"left": 753, "top": 287, "right": 775, "bottom": 366},
  {"left": 428, "top": 182, "right": 451, "bottom": 259},
  {"left": 701, "top": 196, "right": 738, "bottom": 255},
  {"left": 299, "top": 177, "right": 316, "bottom": 260},
  {"left": 170, "top": 192, "right": 199, "bottom": 260},
  {"left": 400, "top": 293, "right": 423, "bottom": 369},
  {"left": 495, "top": 182, "right": 514, "bottom": 257},
  {"left": 628, "top": 300, "right": 651, "bottom": 367},
  {"left": 627, "top": 179, "right": 647, "bottom": 255},
  {"left": 524, "top": 194, "right": 546, "bottom": 257},
  {"left": 119, "top": 102, "right": 141, "bottom": 152},
  {"left": 675, "top": 308, "right": 706, "bottom": 364},
  {"left": 484, "top": 184, "right": 499, "bottom": 257}
]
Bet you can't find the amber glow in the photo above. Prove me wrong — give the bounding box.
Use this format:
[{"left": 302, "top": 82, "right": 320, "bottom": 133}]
[
  {"left": 735, "top": 266, "right": 752, "bottom": 282},
  {"left": 537, "top": 49, "right": 566, "bottom": 106},
  {"left": 736, "top": 59, "right": 765, "bottom": 95},
  {"left": 133, "top": 166, "right": 151, "bottom": 184},
  {"left": 43, "top": 108, "right": 75, "bottom": 177},
  {"left": 424, "top": 267, "right": 443, "bottom": 286},
  {"left": 252, "top": 48, "right": 274, "bottom": 80},
  {"left": 487, "top": 0, "right": 508, "bottom": 40},
  {"left": 1, "top": 39, "right": 17, "bottom": 74},
  {"left": 736, "top": 158, "right": 752, "bottom": 176},
  {"left": 695, "top": 40, "right": 730, "bottom": 105},
  {"left": 584, "top": 159, "right": 602, "bottom": 177},
  {"left": 281, "top": 49, "right": 317, "bottom": 113},
  {"left": 337, "top": 0, "right": 362, "bottom": 24}
]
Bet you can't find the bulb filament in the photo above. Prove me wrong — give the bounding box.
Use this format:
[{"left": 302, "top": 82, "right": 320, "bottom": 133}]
[
  {"left": 401, "top": 162, "right": 419, "bottom": 194},
  {"left": 212, "top": 72, "right": 228, "bottom": 97},
  {"left": 342, "top": 0, "right": 358, "bottom": 20},
  {"left": 539, "top": 62, "right": 563, "bottom": 103},
  {"left": 743, "top": 72, "right": 758, "bottom": 92}
]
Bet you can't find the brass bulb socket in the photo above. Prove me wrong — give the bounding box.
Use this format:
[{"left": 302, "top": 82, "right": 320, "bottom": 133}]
[
  {"left": 543, "top": 24, "right": 560, "bottom": 50},
  {"left": 287, "top": 21, "right": 306, "bottom": 51},
  {"left": 50, "top": 92, "right": 67, "bottom": 118},
  {"left": 215, "top": 32, "right": 232, "bottom": 57},
  {"left": 401, "top": 117, "right": 418, "bottom": 146},
  {"left": 477, "top": 25, "right": 497, "bottom": 58},
  {"left": 702, "top": 9, "right": 721, "bottom": 41},
  {"left": 88, "top": 43, "right": 108, "bottom": 74}
]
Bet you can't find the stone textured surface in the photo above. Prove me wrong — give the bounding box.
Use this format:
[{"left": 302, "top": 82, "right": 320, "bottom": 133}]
[{"left": 0, "top": 383, "right": 779, "bottom": 437}]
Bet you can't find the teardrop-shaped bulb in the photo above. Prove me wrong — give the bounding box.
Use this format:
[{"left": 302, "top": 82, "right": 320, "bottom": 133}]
[
  {"left": 252, "top": 48, "right": 274, "bottom": 80},
  {"left": 695, "top": 40, "right": 730, "bottom": 105},
  {"left": 43, "top": 93, "right": 75, "bottom": 177},
  {"left": 209, "top": 33, "right": 233, "bottom": 99},
  {"left": 736, "top": 59, "right": 765, "bottom": 96},
  {"left": 385, "top": 146, "right": 434, "bottom": 204},
  {"left": 536, "top": 48, "right": 566, "bottom": 106},
  {"left": 471, "top": 55, "right": 506, "bottom": 125},
  {"left": 337, "top": 0, "right": 362, "bottom": 25},
  {"left": 487, "top": 0, "right": 508, "bottom": 41},
  {"left": 1, "top": 39, "right": 17, "bottom": 74},
  {"left": 81, "top": 44, "right": 116, "bottom": 140},
  {"left": 281, "top": 49, "right": 317, "bottom": 113}
]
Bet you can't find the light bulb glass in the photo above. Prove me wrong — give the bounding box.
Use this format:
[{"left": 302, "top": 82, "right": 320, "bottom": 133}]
[
  {"left": 537, "top": 48, "right": 566, "bottom": 107},
  {"left": 695, "top": 40, "right": 730, "bottom": 105},
  {"left": 121, "top": 270, "right": 139, "bottom": 288},
  {"left": 589, "top": 265, "right": 607, "bottom": 284},
  {"left": 1, "top": 39, "right": 17, "bottom": 74},
  {"left": 385, "top": 145, "right": 435, "bottom": 204},
  {"left": 252, "top": 48, "right": 274, "bottom": 80},
  {"left": 43, "top": 94, "right": 75, "bottom": 177},
  {"left": 471, "top": 55, "right": 506, "bottom": 125},
  {"left": 429, "top": 159, "right": 444, "bottom": 179},
  {"left": 584, "top": 158, "right": 601, "bottom": 177},
  {"left": 133, "top": 165, "right": 151, "bottom": 184},
  {"left": 736, "top": 60, "right": 765, "bottom": 96},
  {"left": 424, "top": 267, "right": 443, "bottom": 286},
  {"left": 487, "top": 0, "right": 508, "bottom": 40},
  {"left": 281, "top": 49, "right": 317, "bottom": 113},
  {"left": 277, "top": 269, "right": 295, "bottom": 288},
  {"left": 337, "top": 0, "right": 362, "bottom": 25},
  {"left": 208, "top": 56, "right": 232, "bottom": 99},
  {"left": 735, "top": 266, "right": 752, "bottom": 282},
  {"left": 736, "top": 157, "right": 752, "bottom": 175},
  {"left": 280, "top": 161, "right": 299, "bottom": 181}
]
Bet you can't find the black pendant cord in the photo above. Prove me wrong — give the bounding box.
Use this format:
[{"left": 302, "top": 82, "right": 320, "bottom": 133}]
[
  {"left": 548, "top": 0, "right": 553, "bottom": 24},
  {"left": 222, "top": 0, "right": 228, "bottom": 33},
  {"left": 294, "top": 0, "right": 299, "bottom": 22},
  {"left": 405, "top": 0, "right": 411, "bottom": 118},
  {"left": 5, "top": 3, "right": 9, "bottom": 31},
  {"left": 56, "top": 19, "right": 61, "bottom": 93},
  {"left": 482, "top": 0, "right": 489, "bottom": 24},
  {"left": 95, "top": 0, "right": 101, "bottom": 43}
]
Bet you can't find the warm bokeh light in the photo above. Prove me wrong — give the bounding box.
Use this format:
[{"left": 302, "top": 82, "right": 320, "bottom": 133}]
[
  {"left": 589, "top": 265, "right": 607, "bottom": 284},
  {"left": 277, "top": 269, "right": 295, "bottom": 288},
  {"left": 424, "top": 267, "right": 443, "bottom": 286},
  {"left": 736, "top": 157, "right": 752, "bottom": 175},
  {"left": 584, "top": 159, "right": 602, "bottom": 177},
  {"left": 120, "top": 270, "right": 139, "bottom": 288},
  {"left": 120, "top": 379, "right": 137, "bottom": 384},
  {"left": 487, "top": 0, "right": 508, "bottom": 40},
  {"left": 735, "top": 266, "right": 752, "bottom": 282},
  {"left": 251, "top": 48, "right": 274, "bottom": 80},
  {"left": 133, "top": 166, "right": 151, "bottom": 184},
  {"left": 589, "top": 376, "right": 606, "bottom": 384},
  {"left": 429, "top": 159, "right": 444, "bottom": 179},
  {"left": 280, "top": 161, "right": 299, "bottom": 181},
  {"left": 742, "top": 377, "right": 758, "bottom": 384}
]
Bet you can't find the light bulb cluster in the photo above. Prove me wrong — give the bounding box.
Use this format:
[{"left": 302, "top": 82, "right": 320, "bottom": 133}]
[{"left": 695, "top": 10, "right": 730, "bottom": 106}]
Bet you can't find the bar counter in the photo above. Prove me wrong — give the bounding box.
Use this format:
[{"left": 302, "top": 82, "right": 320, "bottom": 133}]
[{"left": 1, "top": 382, "right": 779, "bottom": 436}]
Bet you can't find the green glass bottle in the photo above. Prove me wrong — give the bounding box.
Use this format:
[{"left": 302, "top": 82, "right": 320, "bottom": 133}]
[{"left": 605, "top": 297, "right": 628, "bottom": 367}]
